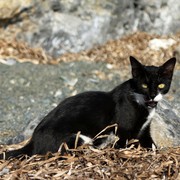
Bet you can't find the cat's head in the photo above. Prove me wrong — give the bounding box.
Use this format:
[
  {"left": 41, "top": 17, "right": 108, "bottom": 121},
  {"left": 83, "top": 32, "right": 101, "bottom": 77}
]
[{"left": 130, "top": 56, "right": 176, "bottom": 108}]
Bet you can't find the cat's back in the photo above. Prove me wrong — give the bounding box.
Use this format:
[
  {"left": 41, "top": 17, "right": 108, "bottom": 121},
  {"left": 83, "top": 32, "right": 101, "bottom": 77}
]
[
  {"left": 58, "top": 91, "right": 114, "bottom": 110},
  {"left": 36, "top": 91, "right": 115, "bottom": 129},
  {"left": 53, "top": 79, "right": 133, "bottom": 116}
]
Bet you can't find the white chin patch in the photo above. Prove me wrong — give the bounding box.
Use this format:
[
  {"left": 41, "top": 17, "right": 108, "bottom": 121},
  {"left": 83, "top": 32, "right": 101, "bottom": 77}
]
[{"left": 154, "top": 93, "right": 163, "bottom": 102}]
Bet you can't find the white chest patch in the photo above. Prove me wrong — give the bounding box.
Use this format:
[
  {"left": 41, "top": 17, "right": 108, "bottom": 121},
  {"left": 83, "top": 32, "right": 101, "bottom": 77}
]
[{"left": 138, "top": 108, "right": 156, "bottom": 137}]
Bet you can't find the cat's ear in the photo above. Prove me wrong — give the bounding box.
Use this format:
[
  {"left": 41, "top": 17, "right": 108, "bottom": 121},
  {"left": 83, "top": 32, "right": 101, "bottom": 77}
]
[
  {"left": 129, "top": 56, "right": 143, "bottom": 78},
  {"left": 160, "top": 57, "right": 176, "bottom": 79}
]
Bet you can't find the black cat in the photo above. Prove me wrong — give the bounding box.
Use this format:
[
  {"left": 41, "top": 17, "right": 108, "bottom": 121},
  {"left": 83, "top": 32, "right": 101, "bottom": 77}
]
[{"left": 0, "top": 56, "right": 176, "bottom": 159}]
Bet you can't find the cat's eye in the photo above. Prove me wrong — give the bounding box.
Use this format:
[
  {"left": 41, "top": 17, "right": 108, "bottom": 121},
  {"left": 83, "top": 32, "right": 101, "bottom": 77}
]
[
  {"left": 158, "top": 83, "right": 165, "bottom": 89},
  {"left": 142, "top": 84, "right": 148, "bottom": 89}
]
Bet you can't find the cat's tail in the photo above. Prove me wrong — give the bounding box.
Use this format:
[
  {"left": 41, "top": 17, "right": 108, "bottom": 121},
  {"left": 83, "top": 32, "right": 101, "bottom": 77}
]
[{"left": 0, "top": 141, "right": 33, "bottom": 160}]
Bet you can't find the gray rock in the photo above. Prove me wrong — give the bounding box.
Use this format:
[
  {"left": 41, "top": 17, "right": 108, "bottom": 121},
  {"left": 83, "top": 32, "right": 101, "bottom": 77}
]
[
  {"left": 134, "top": 0, "right": 180, "bottom": 34},
  {"left": 2, "top": 0, "right": 180, "bottom": 57},
  {"left": 150, "top": 99, "right": 180, "bottom": 148}
]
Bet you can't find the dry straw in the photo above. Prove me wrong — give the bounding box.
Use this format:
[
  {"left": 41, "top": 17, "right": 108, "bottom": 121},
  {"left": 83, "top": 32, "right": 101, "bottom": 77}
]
[{"left": 0, "top": 124, "right": 180, "bottom": 179}]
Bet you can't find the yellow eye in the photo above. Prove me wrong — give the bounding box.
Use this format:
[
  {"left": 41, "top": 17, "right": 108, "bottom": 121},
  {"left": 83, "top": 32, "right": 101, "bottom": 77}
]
[
  {"left": 158, "top": 83, "right": 165, "bottom": 89},
  {"left": 142, "top": 84, "right": 148, "bottom": 89}
]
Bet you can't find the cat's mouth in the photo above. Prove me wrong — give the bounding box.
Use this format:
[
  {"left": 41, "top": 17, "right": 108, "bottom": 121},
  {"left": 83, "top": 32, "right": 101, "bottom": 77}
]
[{"left": 146, "top": 100, "right": 158, "bottom": 108}]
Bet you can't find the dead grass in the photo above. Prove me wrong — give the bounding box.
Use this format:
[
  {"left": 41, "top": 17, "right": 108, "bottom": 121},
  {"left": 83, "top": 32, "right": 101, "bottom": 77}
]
[
  {"left": 0, "top": 143, "right": 180, "bottom": 179},
  {"left": 0, "top": 38, "right": 56, "bottom": 65},
  {"left": 0, "top": 126, "right": 179, "bottom": 179},
  {"left": 0, "top": 31, "right": 180, "bottom": 69}
]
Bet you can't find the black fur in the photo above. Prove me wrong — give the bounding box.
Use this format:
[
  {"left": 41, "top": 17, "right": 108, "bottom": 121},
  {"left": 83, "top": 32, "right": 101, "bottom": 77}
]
[{"left": 0, "top": 56, "right": 176, "bottom": 159}]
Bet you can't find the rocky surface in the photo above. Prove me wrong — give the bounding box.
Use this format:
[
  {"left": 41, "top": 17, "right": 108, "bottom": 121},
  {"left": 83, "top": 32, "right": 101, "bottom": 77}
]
[
  {"left": 151, "top": 99, "right": 180, "bottom": 148},
  {"left": 0, "top": 61, "right": 123, "bottom": 144},
  {"left": 0, "top": 0, "right": 180, "bottom": 57}
]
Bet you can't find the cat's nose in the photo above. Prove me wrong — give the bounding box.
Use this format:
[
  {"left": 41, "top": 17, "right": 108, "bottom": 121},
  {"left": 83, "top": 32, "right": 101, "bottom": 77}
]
[{"left": 150, "top": 94, "right": 156, "bottom": 100}]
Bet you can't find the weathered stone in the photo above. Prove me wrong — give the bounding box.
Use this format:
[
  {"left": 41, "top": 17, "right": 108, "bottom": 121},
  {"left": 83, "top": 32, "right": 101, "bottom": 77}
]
[
  {"left": 150, "top": 99, "right": 180, "bottom": 148},
  {"left": 1, "top": 0, "right": 180, "bottom": 57},
  {"left": 134, "top": 0, "right": 180, "bottom": 34}
]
